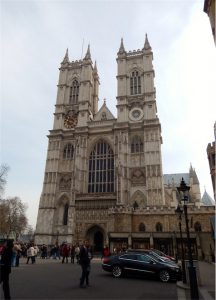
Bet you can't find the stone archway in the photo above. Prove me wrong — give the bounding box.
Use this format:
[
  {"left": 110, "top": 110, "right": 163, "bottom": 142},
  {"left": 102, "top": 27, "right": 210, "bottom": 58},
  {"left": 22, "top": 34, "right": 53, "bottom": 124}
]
[{"left": 86, "top": 225, "right": 104, "bottom": 253}]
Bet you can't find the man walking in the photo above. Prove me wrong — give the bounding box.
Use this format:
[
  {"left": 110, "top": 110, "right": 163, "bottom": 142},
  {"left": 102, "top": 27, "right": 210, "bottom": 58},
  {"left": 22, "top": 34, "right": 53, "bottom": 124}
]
[{"left": 79, "top": 240, "right": 93, "bottom": 288}]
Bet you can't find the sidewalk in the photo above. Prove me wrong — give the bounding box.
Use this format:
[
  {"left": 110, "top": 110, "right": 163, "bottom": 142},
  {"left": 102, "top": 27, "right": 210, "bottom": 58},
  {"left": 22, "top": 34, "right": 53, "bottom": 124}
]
[{"left": 177, "top": 261, "right": 215, "bottom": 300}]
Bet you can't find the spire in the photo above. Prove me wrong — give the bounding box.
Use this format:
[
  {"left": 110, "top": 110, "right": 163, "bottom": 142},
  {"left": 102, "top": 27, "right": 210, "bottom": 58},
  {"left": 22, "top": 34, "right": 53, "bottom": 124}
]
[
  {"left": 189, "top": 165, "right": 199, "bottom": 184},
  {"left": 84, "top": 44, "right": 91, "bottom": 60},
  {"left": 62, "top": 48, "right": 69, "bottom": 64},
  {"left": 118, "top": 38, "right": 126, "bottom": 55},
  {"left": 143, "top": 34, "right": 151, "bottom": 50},
  {"left": 93, "top": 60, "right": 98, "bottom": 73}
]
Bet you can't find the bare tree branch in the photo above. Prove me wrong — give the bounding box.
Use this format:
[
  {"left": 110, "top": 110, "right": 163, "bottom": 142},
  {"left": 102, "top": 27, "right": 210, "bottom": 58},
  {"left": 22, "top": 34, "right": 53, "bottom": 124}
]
[{"left": 0, "top": 164, "right": 9, "bottom": 196}]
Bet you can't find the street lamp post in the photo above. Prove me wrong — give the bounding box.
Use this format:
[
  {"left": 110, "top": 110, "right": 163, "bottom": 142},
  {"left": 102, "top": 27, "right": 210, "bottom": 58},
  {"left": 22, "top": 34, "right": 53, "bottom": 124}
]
[
  {"left": 175, "top": 205, "right": 186, "bottom": 284},
  {"left": 177, "top": 178, "right": 199, "bottom": 300}
]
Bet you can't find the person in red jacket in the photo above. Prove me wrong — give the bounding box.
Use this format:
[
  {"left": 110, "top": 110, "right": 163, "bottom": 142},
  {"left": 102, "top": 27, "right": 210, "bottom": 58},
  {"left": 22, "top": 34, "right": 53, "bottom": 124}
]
[
  {"left": 61, "top": 242, "right": 70, "bottom": 263},
  {"left": 102, "top": 245, "right": 110, "bottom": 259}
]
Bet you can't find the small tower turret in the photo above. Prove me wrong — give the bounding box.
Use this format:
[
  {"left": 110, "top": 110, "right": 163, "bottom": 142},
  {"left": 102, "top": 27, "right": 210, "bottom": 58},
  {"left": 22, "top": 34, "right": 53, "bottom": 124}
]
[
  {"left": 61, "top": 48, "right": 69, "bottom": 64},
  {"left": 83, "top": 44, "right": 92, "bottom": 61}
]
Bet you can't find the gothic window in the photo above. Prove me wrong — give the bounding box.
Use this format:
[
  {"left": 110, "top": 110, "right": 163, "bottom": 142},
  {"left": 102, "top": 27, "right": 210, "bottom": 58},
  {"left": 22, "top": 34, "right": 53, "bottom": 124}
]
[
  {"left": 139, "top": 223, "right": 146, "bottom": 232},
  {"left": 69, "top": 80, "right": 79, "bottom": 104},
  {"left": 131, "top": 136, "right": 143, "bottom": 153},
  {"left": 130, "top": 71, "right": 141, "bottom": 95},
  {"left": 63, "top": 203, "right": 69, "bottom": 225},
  {"left": 88, "top": 139, "right": 114, "bottom": 193},
  {"left": 156, "top": 222, "right": 163, "bottom": 232},
  {"left": 63, "top": 143, "right": 74, "bottom": 159},
  {"left": 194, "top": 222, "right": 202, "bottom": 232}
]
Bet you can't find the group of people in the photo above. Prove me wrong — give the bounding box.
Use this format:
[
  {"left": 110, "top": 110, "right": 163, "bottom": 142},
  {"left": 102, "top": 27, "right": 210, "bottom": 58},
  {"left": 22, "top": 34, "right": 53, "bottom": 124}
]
[{"left": 0, "top": 238, "right": 99, "bottom": 298}]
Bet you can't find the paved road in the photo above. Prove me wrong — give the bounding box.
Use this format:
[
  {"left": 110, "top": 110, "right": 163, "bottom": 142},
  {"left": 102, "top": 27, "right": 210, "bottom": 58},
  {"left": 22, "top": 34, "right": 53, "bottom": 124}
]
[{"left": 6, "top": 258, "right": 178, "bottom": 300}]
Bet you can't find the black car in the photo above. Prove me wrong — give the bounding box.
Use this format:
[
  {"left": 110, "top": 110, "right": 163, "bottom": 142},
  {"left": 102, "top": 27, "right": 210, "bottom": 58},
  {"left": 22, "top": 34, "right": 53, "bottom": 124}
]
[
  {"left": 102, "top": 252, "right": 181, "bottom": 282},
  {"left": 127, "top": 249, "right": 177, "bottom": 265}
]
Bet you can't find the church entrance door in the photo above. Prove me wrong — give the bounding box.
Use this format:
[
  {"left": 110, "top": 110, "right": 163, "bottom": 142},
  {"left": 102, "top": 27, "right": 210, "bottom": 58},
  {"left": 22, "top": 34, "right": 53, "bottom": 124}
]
[
  {"left": 86, "top": 225, "right": 104, "bottom": 254},
  {"left": 94, "top": 231, "right": 103, "bottom": 252}
]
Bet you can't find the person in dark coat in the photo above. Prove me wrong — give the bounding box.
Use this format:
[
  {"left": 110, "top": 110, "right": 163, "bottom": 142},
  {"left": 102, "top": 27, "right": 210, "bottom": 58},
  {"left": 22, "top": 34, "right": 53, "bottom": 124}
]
[
  {"left": 79, "top": 240, "right": 93, "bottom": 288},
  {"left": 61, "top": 242, "right": 70, "bottom": 263},
  {"left": 0, "top": 239, "right": 13, "bottom": 299}
]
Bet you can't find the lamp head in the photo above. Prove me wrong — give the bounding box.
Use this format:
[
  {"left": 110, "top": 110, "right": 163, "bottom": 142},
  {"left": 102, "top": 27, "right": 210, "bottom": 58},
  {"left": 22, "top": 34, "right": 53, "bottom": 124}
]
[{"left": 177, "top": 177, "right": 190, "bottom": 202}]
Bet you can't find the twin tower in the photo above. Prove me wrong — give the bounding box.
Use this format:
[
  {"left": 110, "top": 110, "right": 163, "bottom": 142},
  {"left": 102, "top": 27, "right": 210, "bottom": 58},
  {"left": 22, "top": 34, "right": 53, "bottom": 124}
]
[{"left": 35, "top": 36, "right": 165, "bottom": 246}]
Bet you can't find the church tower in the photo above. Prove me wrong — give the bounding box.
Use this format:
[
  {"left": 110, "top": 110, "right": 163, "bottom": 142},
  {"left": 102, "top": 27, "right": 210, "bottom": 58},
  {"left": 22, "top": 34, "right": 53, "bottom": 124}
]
[
  {"left": 35, "top": 46, "right": 100, "bottom": 245},
  {"left": 115, "top": 35, "right": 165, "bottom": 207}
]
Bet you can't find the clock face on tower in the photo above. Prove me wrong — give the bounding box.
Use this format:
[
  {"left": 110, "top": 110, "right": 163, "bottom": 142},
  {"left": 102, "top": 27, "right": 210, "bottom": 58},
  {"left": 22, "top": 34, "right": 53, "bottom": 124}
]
[
  {"left": 129, "top": 108, "right": 143, "bottom": 121},
  {"left": 64, "top": 113, "right": 78, "bottom": 129}
]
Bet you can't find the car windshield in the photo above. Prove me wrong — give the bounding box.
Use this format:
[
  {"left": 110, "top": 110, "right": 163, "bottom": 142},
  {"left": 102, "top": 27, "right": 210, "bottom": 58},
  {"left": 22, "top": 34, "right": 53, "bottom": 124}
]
[{"left": 149, "top": 251, "right": 163, "bottom": 260}]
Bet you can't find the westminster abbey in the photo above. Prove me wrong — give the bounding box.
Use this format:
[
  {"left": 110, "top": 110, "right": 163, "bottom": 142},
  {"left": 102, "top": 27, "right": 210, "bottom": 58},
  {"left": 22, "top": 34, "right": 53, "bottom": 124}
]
[{"left": 35, "top": 36, "right": 215, "bottom": 260}]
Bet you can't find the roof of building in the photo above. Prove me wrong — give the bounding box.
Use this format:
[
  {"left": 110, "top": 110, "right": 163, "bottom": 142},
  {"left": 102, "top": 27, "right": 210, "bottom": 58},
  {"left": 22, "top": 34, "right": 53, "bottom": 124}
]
[
  {"left": 163, "top": 173, "right": 189, "bottom": 187},
  {"left": 201, "top": 190, "right": 215, "bottom": 206}
]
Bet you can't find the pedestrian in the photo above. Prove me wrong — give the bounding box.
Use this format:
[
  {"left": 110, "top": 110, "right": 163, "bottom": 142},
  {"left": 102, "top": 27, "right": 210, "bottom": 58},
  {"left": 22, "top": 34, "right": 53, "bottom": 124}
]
[
  {"left": 79, "top": 240, "right": 93, "bottom": 288},
  {"left": 75, "top": 244, "right": 80, "bottom": 264},
  {"left": 40, "top": 244, "right": 47, "bottom": 259},
  {"left": 70, "top": 244, "right": 75, "bottom": 263},
  {"left": 14, "top": 242, "right": 22, "bottom": 267},
  {"left": 0, "top": 239, "right": 13, "bottom": 299},
  {"left": 26, "top": 244, "right": 35, "bottom": 264},
  {"left": 33, "top": 244, "right": 39, "bottom": 264},
  {"left": 61, "top": 242, "right": 70, "bottom": 263},
  {"left": 101, "top": 245, "right": 110, "bottom": 259}
]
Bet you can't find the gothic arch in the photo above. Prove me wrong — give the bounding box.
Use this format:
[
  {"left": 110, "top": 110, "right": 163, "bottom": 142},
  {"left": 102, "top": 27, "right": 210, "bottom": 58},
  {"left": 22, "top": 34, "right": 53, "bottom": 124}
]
[
  {"left": 156, "top": 222, "right": 163, "bottom": 232},
  {"left": 87, "top": 137, "right": 114, "bottom": 157},
  {"left": 85, "top": 224, "right": 105, "bottom": 252},
  {"left": 127, "top": 66, "right": 144, "bottom": 76},
  {"left": 131, "top": 190, "right": 147, "bottom": 207},
  {"left": 194, "top": 222, "right": 202, "bottom": 232}
]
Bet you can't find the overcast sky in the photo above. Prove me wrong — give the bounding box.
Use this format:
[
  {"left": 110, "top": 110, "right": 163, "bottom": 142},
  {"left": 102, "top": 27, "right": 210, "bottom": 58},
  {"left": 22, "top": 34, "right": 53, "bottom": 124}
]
[{"left": 1, "top": 0, "right": 216, "bottom": 228}]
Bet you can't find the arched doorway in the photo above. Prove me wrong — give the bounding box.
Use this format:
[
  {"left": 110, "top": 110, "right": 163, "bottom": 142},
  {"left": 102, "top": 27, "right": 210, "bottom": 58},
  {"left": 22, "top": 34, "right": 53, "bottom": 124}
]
[
  {"left": 94, "top": 231, "right": 103, "bottom": 252},
  {"left": 86, "top": 225, "right": 104, "bottom": 253}
]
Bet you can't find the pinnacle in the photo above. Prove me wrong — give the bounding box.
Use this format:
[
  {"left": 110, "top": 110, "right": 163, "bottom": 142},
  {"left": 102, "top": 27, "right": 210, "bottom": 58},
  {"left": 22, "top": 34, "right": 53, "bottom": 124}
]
[
  {"left": 118, "top": 38, "right": 126, "bottom": 55},
  {"left": 84, "top": 44, "right": 91, "bottom": 60},
  {"left": 62, "top": 48, "right": 69, "bottom": 64},
  {"left": 143, "top": 34, "right": 151, "bottom": 50}
]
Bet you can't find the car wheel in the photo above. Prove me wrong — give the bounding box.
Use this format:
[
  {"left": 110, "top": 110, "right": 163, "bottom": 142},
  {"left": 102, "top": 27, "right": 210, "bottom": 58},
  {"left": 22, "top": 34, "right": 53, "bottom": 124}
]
[
  {"left": 112, "top": 265, "right": 122, "bottom": 278},
  {"left": 159, "top": 270, "right": 170, "bottom": 282}
]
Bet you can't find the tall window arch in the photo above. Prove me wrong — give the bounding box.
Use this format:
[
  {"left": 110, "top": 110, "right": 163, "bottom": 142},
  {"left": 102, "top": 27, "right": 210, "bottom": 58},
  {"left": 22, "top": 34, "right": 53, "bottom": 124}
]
[
  {"left": 63, "top": 203, "right": 69, "bottom": 225},
  {"left": 69, "top": 80, "right": 79, "bottom": 104},
  {"left": 88, "top": 140, "right": 114, "bottom": 193},
  {"left": 156, "top": 222, "right": 163, "bottom": 232},
  {"left": 139, "top": 223, "right": 146, "bottom": 232},
  {"left": 130, "top": 70, "right": 141, "bottom": 95},
  {"left": 194, "top": 222, "right": 202, "bottom": 232},
  {"left": 131, "top": 136, "right": 143, "bottom": 153},
  {"left": 63, "top": 143, "right": 74, "bottom": 159}
]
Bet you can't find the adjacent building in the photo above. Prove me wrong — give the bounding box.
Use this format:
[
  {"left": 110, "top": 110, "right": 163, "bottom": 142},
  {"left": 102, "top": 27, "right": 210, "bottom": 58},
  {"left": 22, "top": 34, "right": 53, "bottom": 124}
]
[{"left": 204, "top": 0, "right": 216, "bottom": 45}]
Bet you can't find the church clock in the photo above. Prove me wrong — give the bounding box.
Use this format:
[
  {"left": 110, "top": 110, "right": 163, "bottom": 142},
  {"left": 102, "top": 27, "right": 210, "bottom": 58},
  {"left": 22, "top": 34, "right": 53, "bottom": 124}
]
[
  {"left": 64, "top": 113, "right": 78, "bottom": 129},
  {"left": 129, "top": 108, "right": 143, "bottom": 121}
]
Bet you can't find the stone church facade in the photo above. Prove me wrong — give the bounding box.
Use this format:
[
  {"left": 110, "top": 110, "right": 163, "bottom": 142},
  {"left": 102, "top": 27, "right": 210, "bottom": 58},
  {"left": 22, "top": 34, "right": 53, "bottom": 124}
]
[{"left": 35, "top": 37, "right": 214, "bottom": 260}]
